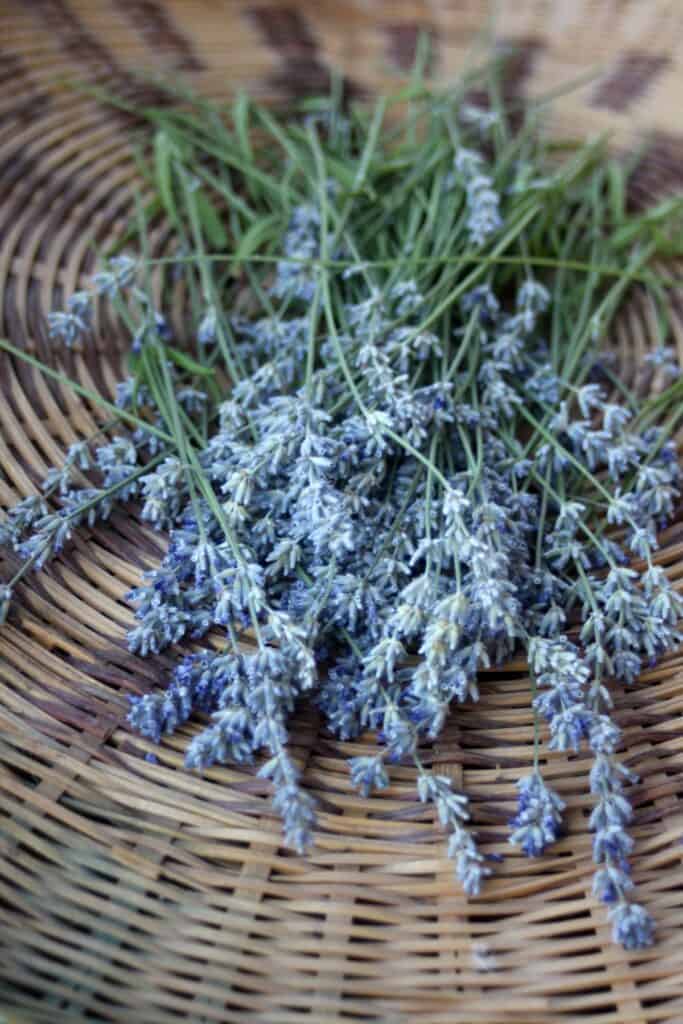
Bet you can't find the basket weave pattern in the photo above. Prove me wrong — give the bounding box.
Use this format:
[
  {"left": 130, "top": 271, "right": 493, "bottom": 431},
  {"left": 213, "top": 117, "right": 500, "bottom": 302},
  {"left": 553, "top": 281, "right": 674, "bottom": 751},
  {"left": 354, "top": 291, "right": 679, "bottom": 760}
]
[{"left": 1, "top": 3, "right": 683, "bottom": 1021}]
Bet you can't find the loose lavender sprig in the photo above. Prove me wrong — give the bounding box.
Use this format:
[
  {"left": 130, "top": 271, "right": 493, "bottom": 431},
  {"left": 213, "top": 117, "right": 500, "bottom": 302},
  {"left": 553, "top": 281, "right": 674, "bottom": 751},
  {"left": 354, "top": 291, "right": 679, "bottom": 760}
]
[
  {"left": 509, "top": 772, "right": 565, "bottom": 857},
  {"left": 453, "top": 148, "right": 503, "bottom": 248}
]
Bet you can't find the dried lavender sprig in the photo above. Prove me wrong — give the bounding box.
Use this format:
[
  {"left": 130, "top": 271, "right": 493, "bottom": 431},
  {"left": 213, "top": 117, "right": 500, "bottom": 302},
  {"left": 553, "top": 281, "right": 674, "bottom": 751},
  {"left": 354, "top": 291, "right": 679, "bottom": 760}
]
[
  {"left": 1, "top": 451, "right": 165, "bottom": 606},
  {"left": 588, "top": 701, "right": 655, "bottom": 950},
  {"left": 452, "top": 148, "right": 503, "bottom": 248},
  {"left": 416, "top": 757, "right": 490, "bottom": 896},
  {"left": 577, "top": 563, "right": 667, "bottom": 949},
  {"left": 47, "top": 255, "right": 137, "bottom": 348},
  {"left": 509, "top": 772, "right": 565, "bottom": 857}
]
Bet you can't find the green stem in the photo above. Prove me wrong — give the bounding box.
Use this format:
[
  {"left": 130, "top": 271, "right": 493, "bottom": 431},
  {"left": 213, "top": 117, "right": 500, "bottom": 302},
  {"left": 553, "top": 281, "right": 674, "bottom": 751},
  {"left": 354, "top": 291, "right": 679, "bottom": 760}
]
[{"left": 0, "top": 339, "right": 173, "bottom": 443}]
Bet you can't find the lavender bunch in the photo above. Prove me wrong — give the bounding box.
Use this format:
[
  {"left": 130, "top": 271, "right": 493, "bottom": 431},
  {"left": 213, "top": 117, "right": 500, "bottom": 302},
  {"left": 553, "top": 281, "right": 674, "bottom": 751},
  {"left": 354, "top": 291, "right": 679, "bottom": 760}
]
[{"left": 2, "top": 70, "right": 683, "bottom": 948}]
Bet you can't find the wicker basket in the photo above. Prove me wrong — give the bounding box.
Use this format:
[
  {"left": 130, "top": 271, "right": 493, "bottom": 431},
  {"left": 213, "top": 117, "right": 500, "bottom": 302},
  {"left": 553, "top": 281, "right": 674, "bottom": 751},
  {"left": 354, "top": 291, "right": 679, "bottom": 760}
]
[{"left": 2, "top": 2, "right": 683, "bottom": 1021}]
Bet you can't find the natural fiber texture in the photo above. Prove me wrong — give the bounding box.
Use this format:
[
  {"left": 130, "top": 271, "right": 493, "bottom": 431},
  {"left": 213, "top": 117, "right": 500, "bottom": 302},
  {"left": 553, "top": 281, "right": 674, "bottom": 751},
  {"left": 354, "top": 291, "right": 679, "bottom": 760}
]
[{"left": 1, "top": 2, "right": 683, "bottom": 1021}]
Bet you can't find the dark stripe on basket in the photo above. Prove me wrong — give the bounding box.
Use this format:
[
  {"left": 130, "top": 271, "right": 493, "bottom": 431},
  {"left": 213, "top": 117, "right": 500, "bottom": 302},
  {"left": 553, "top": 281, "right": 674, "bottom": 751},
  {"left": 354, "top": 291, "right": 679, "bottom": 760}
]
[
  {"left": 269, "top": 59, "right": 339, "bottom": 100},
  {"left": 592, "top": 52, "right": 669, "bottom": 112},
  {"left": 0, "top": 51, "right": 51, "bottom": 124},
  {"left": 385, "top": 23, "right": 436, "bottom": 72},
  {"left": 247, "top": 6, "right": 363, "bottom": 102},
  {"left": 28, "top": 0, "right": 175, "bottom": 113},
  {"left": 247, "top": 6, "right": 318, "bottom": 56},
  {"left": 627, "top": 132, "right": 683, "bottom": 209},
  {"left": 498, "top": 37, "right": 543, "bottom": 98},
  {"left": 31, "top": 0, "right": 121, "bottom": 71},
  {"left": 113, "top": 0, "right": 206, "bottom": 73}
]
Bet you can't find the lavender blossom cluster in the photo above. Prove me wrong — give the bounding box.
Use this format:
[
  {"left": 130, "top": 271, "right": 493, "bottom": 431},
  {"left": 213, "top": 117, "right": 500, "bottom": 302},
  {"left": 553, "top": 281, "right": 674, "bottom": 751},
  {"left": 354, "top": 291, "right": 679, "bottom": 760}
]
[
  {"left": 128, "top": 241, "right": 678, "bottom": 943},
  {"left": 3, "top": 136, "right": 681, "bottom": 951}
]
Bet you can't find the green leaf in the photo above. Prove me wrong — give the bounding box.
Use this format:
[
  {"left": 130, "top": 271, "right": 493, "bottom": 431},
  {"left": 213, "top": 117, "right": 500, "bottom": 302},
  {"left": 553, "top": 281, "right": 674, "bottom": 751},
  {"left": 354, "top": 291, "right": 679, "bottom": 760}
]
[
  {"left": 607, "top": 160, "right": 625, "bottom": 223},
  {"left": 196, "top": 166, "right": 256, "bottom": 223},
  {"left": 154, "top": 128, "right": 178, "bottom": 223},
  {"left": 127, "top": 350, "right": 142, "bottom": 376},
  {"left": 166, "top": 346, "right": 215, "bottom": 376},
  {"left": 610, "top": 221, "right": 642, "bottom": 249},
  {"left": 195, "top": 190, "right": 228, "bottom": 248},
  {"left": 233, "top": 91, "right": 252, "bottom": 160},
  {"left": 232, "top": 214, "right": 281, "bottom": 274}
]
